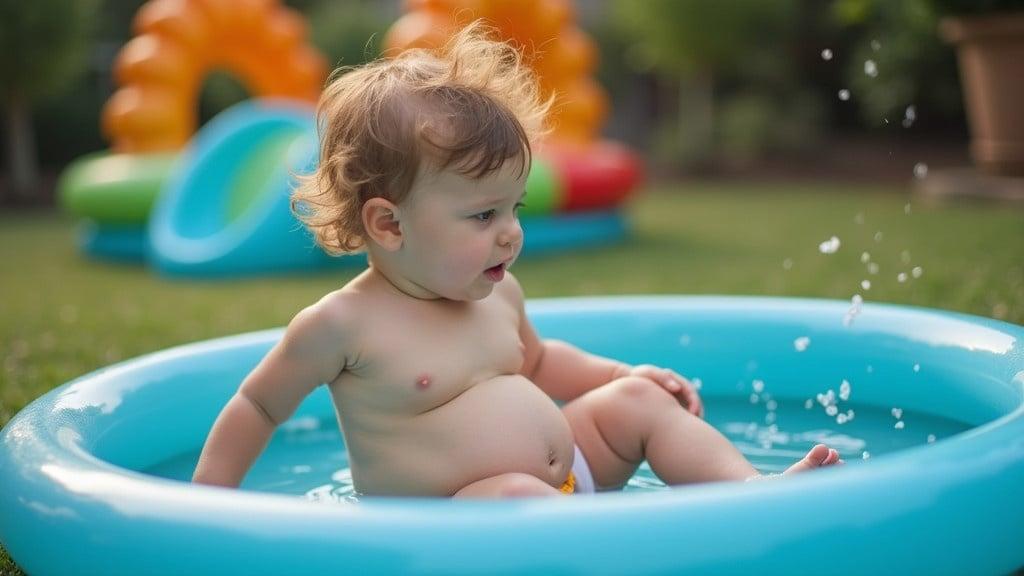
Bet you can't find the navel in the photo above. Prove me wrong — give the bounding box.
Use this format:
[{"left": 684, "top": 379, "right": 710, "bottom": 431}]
[{"left": 415, "top": 374, "right": 432, "bottom": 390}]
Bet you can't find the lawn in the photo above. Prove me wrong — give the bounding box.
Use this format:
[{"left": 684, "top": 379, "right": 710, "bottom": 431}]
[{"left": 2, "top": 180, "right": 1023, "bottom": 573}]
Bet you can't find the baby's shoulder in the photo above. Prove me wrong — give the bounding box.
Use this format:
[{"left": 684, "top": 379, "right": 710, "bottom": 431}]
[{"left": 285, "top": 289, "right": 366, "bottom": 347}]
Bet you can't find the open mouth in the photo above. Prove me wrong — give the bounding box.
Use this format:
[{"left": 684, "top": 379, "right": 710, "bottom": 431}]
[{"left": 484, "top": 263, "right": 506, "bottom": 282}]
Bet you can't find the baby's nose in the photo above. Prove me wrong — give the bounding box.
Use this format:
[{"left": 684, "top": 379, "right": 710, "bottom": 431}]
[{"left": 499, "top": 220, "right": 523, "bottom": 246}]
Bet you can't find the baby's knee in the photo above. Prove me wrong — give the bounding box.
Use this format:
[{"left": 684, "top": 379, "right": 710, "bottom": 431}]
[
  {"left": 610, "top": 376, "right": 673, "bottom": 404},
  {"left": 496, "top": 473, "right": 561, "bottom": 498},
  {"left": 454, "top": 472, "right": 561, "bottom": 498}
]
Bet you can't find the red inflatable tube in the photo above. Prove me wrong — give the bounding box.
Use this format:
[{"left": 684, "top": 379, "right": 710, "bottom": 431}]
[{"left": 542, "top": 140, "right": 643, "bottom": 212}]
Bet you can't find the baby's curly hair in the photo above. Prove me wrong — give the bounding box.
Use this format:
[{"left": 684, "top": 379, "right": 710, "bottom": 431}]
[{"left": 291, "top": 21, "right": 551, "bottom": 255}]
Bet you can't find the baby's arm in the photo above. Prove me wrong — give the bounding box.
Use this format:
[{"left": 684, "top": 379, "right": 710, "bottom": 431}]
[{"left": 192, "top": 300, "right": 351, "bottom": 488}]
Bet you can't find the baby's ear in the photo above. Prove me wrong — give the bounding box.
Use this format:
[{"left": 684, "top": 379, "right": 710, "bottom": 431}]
[{"left": 362, "top": 197, "right": 403, "bottom": 251}]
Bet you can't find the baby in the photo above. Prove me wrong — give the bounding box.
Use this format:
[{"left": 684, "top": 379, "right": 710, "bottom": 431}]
[{"left": 192, "top": 23, "right": 842, "bottom": 498}]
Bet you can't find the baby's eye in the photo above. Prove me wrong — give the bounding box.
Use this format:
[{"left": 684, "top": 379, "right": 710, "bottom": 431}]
[{"left": 474, "top": 209, "right": 496, "bottom": 222}]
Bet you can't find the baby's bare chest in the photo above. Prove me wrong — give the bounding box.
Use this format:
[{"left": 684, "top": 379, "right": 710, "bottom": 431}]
[{"left": 344, "top": 300, "right": 525, "bottom": 413}]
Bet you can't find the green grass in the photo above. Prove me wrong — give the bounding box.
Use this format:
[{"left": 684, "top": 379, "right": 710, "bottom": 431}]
[{"left": 2, "top": 181, "right": 1023, "bottom": 573}]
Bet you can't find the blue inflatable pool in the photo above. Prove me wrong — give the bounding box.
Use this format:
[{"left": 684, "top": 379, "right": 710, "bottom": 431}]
[{"left": 2, "top": 297, "right": 1022, "bottom": 575}]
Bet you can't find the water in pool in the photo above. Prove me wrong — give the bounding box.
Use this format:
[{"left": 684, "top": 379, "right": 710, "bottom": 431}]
[{"left": 147, "top": 397, "right": 969, "bottom": 501}]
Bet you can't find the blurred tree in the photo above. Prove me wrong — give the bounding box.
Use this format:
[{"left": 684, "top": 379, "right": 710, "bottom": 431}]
[
  {"left": 300, "top": 0, "right": 393, "bottom": 68},
  {"left": 609, "top": 0, "right": 816, "bottom": 169},
  {"left": 0, "top": 0, "right": 99, "bottom": 201}
]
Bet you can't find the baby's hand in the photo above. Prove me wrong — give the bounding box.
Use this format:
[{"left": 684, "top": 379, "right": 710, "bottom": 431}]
[{"left": 626, "top": 364, "right": 705, "bottom": 419}]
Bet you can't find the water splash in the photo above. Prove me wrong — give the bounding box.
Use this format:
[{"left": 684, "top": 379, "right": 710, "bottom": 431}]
[
  {"left": 902, "top": 105, "right": 916, "bottom": 128},
  {"left": 839, "top": 379, "right": 851, "bottom": 401},
  {"left": 843, "top": 294, "right": 864, "bottom": 327},
  {"left": 818, "top": 236, "right": 841, "bottom": 254}
]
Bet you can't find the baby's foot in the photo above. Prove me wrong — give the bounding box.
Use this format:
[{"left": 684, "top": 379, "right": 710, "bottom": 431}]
[{"left": 783, "top": 444, "right": 844, "bottom": 475}]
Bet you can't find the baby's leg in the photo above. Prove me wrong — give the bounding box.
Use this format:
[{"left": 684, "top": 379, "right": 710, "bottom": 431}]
[
  {"left": 563, "top": 376, "right": 841, "bottom": 488},
  {"left": 453, "top": 473, "right": 565, "bottom": 499}
]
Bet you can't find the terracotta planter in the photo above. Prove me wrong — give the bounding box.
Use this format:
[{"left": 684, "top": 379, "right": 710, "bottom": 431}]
[{"left": 941, "top": 12, "right": 1024, "bottom": 177}]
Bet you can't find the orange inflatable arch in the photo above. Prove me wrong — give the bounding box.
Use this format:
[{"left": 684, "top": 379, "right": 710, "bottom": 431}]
[{"left": 102, "top": 0, "right": 328, "bottom": 153}]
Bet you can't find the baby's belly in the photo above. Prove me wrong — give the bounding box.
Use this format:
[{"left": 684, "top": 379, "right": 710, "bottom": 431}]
[{"left": 347, "top": 375, "right": 575, "bottom": 496}]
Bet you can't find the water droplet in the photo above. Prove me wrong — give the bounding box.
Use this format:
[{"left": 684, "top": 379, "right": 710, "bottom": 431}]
[
  {"left": 895, "top": 421, "right": 905, "bottom": 430},
  {"left": 821, "top": 48, "right": 833, "bottom": 61},
  {"left": 902, "top": 105, "right": 916, "bottom": 128},
  {"left": 794, "top": 336, "right": 811, "bottom": 352},
  {"left": 839, "top": 379, "right": 851, "bottom": 401},
  {"left": 818, "top": 235, "right": 841, "bottom": 254},
  {"left": 854, "top": 212, "right": 865, "bottom": 225},
  {"left": 783, "top": 258, "right": 793, "bottom": 270},
  {"left": 752, "top": 379, "right": 765, "bottom": 393},
  {"left": 844, "top": 294, "right": 864, "bottom": 327},
  {"left": 861, "top": 279, "right": 871, "bottom": 290},
  {"left": 838, "top": 89, "right": 851, "bottom": 101},
  {"left": 914, "top": 163, "right": 929, "bottom": 179},
  {"left": 750, "top": 394, "right": 760, "bottom": 404},
  {"left": 901, "top": 250, "right": 911, "bottom": 264},
  {"left": 904, "top": 203, "right": 911, "bottom": 215},
  {"left": 864, "top": 60, "right": 878, "bottom": 77},
  {"left": 846, "top": 409, "right": 855, "bottom": 421},
  {"left": 691, "top": 378, "right": 703, "bottom": 390},
  {"left": 868, "top": 262, "right": 880, "bottom": 275},
  {"left": 871, "top": 40, "right": 881, "bottom": 51},
  {"left": 826, "top": 405, "right": 839, "bottom": 416},
  {"left": 874, "top": 231, "right": 884, "bottom": 243},
  {"left": 765, "top": 412, "right": 777, "bottom": 425},
  {"left": 679, "top": 334, "right": 692, "bottom": 346},
  {"left": 927, "top": 434, "right": 936, "bottom": 443},
  {"left": 861, "top": 251, "right": 871, "bottom": 263},
  {"left": 862, "top": 451, "right": 871, "bottom": 460},
  {"left": 866, "top": 365, "right": 874, "bottom": 373},
  {"left": 913, "top": 363, "right": 920, "bottom": 373},
  {"left": 805, "top": 399, "right": 814, "bottom": 409},
  {"left": 897, "top": 272, "right": 908, "bottom": 283},
  {"left": 912, "top": 266, "right": 923, "bottom": 278},
  {"left": 891, "top": 407, "right": 903, "bottom": 419},
  {"left": 817, "top": 390, "right": 836, "bottom": 407},
  {"left": 836, "top": 413, "right": 849, "bottom": 424}
]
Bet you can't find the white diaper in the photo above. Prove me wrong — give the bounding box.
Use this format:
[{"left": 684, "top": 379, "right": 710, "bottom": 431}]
[{"left": 570, "top": 444, "right": 596, "bottom": 494}]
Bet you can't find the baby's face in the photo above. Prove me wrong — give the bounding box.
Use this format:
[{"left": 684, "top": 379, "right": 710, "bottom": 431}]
[{"left": 394, "top": 159, "right": 527, "bottom": 301}]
